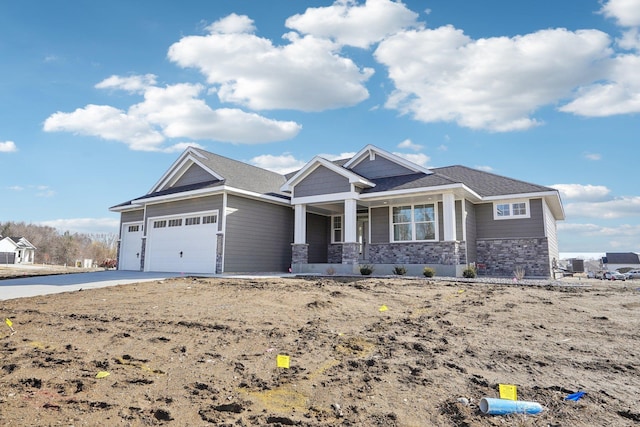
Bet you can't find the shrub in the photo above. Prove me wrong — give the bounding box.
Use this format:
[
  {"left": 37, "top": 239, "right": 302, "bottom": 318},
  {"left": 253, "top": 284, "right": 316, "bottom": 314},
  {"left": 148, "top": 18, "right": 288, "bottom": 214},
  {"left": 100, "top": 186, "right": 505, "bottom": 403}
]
[
  {"left": 359, "top": 264, "right": 374, "bottom": 275},
  {"left": 423, "top": 267, "right": 435, "bottom": 278},
  {"left": 462, "top": 266, "right": 476, "bottom": 278},
  {"left": 514, "top": 266, "right": 525, "bottom": 280},
  {"left": 392, "top": 265, "right": 407, "bottom": 276}
]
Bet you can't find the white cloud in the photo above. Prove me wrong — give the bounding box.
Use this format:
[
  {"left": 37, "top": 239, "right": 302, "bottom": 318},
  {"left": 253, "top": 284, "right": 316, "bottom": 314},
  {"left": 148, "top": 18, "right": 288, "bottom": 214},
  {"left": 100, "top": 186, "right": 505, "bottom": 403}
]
[
  {"left": 167, "top": 14, "right": 373, "bottom": 112},
  {"left": 285, "top": 0, "right": 420, "bottom": 48},
  {"left": 551, "top": 183, "right": 611, "bottom": 202},
  {"left": 584, "top": 152, "right": 602, "bottom": 160},
  {"left": 38, "top": 217, "right": 120, "bottom": 235},
  {"left": 376, "top": 26, "right": 612, "bottom": 131},
  {"left": 397, "top": 138, "right": 422, "bottom": 151},
  {"left": 558, "top": 222, "right": 640, "bottom": 252},
  {"left": 393, "top": 151, "right": 430, "bottom": 166},
  {"left": 600, "top": 0, "right": 640, "bottom": 27},
  {"left": 475, "top": 165, "right": 494, "bottom": 172},
  {"left": 44, "top": 104, "right": 165, "bottom": 151},
  {"left": 617, "top": 28, "right": 640, "bottom": 50},
  {"left": 8, "top": 185, "right": 23, "bottom": 191},
  {"left": 44, "top": 81, "right": 302, "bottom": 150},
  {"left": 317, "top": 151, "right": 357, "bottom": 161},
  {"left": 564, "top": 196, "right": 640, "bottom": 219},
  {"left": 95, "top": 74, "right": 158, "bottom": 93},
  {"left": 250, "top": 153, "right": 307, "bottom": 174},
  {"left": 559, "top": 53, "right": 640, "bottom": 116},
  {"left": 0, "top": 140, "right": 17, "bottom": 152}
]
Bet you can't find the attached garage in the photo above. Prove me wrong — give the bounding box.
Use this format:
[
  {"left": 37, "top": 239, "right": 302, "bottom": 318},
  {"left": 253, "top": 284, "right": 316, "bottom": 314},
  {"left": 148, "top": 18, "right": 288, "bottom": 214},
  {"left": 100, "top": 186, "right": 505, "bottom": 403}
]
[
  {"left": 144, "top": 211, "right": 218, "bottom": 274},
  {"left": 119, "top": 222, "right": 143, "bottom": 270}
]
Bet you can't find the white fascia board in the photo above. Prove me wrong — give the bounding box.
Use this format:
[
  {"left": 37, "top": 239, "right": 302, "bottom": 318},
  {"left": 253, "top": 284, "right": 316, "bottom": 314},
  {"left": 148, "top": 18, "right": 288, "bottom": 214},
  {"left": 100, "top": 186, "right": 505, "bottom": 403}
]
[
  {"left": 137, "top": 185, "right": 226, "bottom": 205},
  {"left": 109, "top": 203, "right": 144, "bottom": 213},
  {"left": 358, "top": 183, "right": 480, "bottom": 201},
  {"left": 280, "top": 156, "right": 374, "bottom": 192},
  {"left": 224, "top": 186, "right": 291, "bottom": 206},
  {"left": 343, "top": 144, "right": 432, "bottom": 175},
  {"left": 148, "top": 149, "right": 224, "bottom": 194},
  {"left": 291, "top": 191, "right": 361, "bottom": 205}
]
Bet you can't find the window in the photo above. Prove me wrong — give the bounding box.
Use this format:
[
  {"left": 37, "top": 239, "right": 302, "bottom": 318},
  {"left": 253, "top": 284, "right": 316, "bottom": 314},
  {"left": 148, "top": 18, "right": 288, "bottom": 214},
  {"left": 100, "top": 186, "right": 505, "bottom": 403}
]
[
  {"left": 168, "top": 218, "right": 182, "bottom": 227},
  {"left": 185, "top": 217, "right": 200, "bottom": 226},
  {"left": 494, "top": 200, "right": 530, "bottom": 220},
  {"left": 392, "top": 204, "right": 436, "bottom": 241},
  {"left": 332, "top": 216, "right": 343, "bottom": 243},
  {"left": 128, "top": 225, "right": 139, "bottom": 232},
  {"left": 202, "top": 215, "right": 217, "bottom": 224},
  {"left": 153, "top": 220, "right": 167, "bottom": 228}
]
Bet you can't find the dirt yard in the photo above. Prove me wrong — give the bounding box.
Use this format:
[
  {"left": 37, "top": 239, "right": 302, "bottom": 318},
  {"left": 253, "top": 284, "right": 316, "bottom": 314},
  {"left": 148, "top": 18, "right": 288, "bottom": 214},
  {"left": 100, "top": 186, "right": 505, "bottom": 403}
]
[{"left": 0, "top": 275, "right": 639, "bottom": 426}]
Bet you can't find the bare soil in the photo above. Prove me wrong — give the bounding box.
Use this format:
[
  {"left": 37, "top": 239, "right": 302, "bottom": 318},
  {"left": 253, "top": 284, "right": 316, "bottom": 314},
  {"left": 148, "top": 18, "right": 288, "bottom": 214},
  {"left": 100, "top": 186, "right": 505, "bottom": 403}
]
[{"left": 0, "top": 275, "right": 639, "bottom": 426}]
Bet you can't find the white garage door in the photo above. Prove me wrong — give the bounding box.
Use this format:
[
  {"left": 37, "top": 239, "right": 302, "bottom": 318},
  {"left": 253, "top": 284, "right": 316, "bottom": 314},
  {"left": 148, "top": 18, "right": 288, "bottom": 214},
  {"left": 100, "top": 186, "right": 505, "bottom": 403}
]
[
  {"left": 145, "top": 212, "right": 218, "bottom": 274},
  {"left": 119, "top": 222, "right": 143, "bottom": 271}
]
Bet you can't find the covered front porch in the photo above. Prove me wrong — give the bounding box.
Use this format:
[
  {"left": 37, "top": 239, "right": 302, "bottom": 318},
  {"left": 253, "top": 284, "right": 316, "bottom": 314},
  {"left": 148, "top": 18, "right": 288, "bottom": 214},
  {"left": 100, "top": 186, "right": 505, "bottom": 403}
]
[{"left": 290, "top": 192, "right": 469, "bottom": 277}]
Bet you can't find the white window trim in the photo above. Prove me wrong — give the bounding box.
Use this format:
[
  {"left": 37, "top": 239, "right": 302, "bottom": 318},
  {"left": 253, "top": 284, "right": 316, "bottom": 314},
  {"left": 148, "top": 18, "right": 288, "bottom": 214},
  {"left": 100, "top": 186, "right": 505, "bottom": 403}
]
[
  {"left": 331, "top": 215, "right": 344, "bottom": 243},
  {"left": 493, "top": 199, "right": 530, "bottom": 220},
  {"left": 389, "top": 203, "right": 438, "bottom": 243}
]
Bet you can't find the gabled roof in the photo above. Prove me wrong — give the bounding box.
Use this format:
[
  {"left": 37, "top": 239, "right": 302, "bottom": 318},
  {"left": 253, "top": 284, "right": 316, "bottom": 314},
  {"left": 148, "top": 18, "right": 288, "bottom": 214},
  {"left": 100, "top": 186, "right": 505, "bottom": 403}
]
[
  {"left": 280, "top": 155, "right": 375, "bottom": 193},
  {"left": 111, "top": 147, "right": 290, "bottom": 211},
  {"left": 1, "top": 236, "right": 36, "bottom": 250},
  {"left": 343, "top": 144, "right": 432, "bottom": 175}
]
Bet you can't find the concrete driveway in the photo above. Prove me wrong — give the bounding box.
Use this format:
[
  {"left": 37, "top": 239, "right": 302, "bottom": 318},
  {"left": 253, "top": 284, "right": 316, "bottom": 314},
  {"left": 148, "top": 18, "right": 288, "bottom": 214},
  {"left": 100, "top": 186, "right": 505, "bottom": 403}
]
[{"left": 0, "top": 271, "right": 181, "bottom": 301}]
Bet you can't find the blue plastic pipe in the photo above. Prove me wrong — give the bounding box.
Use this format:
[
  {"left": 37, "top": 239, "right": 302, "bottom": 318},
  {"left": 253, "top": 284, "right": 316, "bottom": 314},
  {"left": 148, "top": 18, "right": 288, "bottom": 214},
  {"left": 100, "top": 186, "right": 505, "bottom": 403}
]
[{"left": 479, "top": 397, "right": 543, "bottom": 415}]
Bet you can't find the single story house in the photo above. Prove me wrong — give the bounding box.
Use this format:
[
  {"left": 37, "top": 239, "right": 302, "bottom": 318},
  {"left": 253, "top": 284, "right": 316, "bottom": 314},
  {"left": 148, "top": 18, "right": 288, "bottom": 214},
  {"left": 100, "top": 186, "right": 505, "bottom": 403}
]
[
  {"left": 110, "top": 145, "right": 564, "bottom": 278},
  {"left": 0, "top": 236, "right": 36, "bottom": 265}
]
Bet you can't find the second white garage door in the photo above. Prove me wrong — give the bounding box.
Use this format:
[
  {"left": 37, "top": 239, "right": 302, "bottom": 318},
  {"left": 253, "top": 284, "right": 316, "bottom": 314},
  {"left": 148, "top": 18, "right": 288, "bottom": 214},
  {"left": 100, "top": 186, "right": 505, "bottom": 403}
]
[{"left": 145, "top": 212, "right": 218, "bottom": 274}]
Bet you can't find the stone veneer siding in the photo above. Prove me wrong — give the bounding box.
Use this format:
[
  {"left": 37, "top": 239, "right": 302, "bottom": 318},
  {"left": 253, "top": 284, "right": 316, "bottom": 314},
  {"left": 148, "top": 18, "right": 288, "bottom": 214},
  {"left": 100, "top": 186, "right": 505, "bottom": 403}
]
[
  {"left": 369, "top": 241, "right": 466, "bottom": 265},
  {"left": 328, "top": 244, "right": 342, "bottom": 264},
  {"left": 216, "top": 233, "right": 224, "bottom": 274},
  {"left": 476, "top": 237, "right": 550, "bottom": 277},
  {"left": 292, "top": 244, "right": 309, "bottom": 265},
  {"left": 341, "top": 243, "right": 360, "bottom": 264}
]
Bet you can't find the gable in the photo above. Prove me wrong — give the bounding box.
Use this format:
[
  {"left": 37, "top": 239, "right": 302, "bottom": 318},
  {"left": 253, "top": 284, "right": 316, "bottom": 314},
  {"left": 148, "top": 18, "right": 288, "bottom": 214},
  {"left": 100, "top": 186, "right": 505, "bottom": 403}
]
[
  {"left": 350, "top": 154, "right": 418, "bottom": 179},
  {"left": 294, "top": 165, "right": 351, "bottom": 197},
  {"left": 172, "top": 163, "right": 218, "bottom": 188}
]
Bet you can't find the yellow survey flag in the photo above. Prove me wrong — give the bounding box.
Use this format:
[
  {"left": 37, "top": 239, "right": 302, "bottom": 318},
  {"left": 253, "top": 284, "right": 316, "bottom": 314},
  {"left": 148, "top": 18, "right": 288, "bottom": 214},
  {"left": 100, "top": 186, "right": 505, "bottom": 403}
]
[
  {"left": 5, "top": 318, "right": 13, "bottom": 328},
  {"left": 379, "top": 305, "right": 388, "bottom": 312},
  {"left": 276, "top": 354, "right": 290, "bottom": 369},
  {"left": 499, "top": 384, "right": 517, "bottom": 401},
  {"left": 96, "top": 371, "right": 111, "bottom": 379}
]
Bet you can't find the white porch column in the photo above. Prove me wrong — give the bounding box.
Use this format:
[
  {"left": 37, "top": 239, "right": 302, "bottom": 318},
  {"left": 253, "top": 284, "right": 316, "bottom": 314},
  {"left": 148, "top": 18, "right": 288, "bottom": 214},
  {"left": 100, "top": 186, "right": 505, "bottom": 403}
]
[
  {"left": 294, "top": 204, "right": 307, "bottom": 244},
  {"left": 344, "top": 199, "right": 357, "bottom": 243},
  {"left": 442, "top": 193, "right": 457, "bottom": 241}
]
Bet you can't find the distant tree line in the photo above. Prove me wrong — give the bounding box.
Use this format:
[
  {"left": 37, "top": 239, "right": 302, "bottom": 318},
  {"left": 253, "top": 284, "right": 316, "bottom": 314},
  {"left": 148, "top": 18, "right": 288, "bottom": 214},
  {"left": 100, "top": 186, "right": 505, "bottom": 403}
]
[{"left": 0, "top": 221, "right": 118, "bottom": 267}]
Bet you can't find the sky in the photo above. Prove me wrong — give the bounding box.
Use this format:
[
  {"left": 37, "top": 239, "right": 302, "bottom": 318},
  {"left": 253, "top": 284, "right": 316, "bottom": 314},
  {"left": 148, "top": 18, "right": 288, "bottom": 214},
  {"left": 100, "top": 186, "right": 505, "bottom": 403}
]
[{"left": 1, "top": 0, "right": 639, "bottom": 256}]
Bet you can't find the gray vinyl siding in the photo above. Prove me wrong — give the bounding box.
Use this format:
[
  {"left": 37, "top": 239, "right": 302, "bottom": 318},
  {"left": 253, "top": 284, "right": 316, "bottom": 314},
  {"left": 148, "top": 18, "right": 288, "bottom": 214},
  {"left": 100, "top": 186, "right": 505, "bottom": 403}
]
[
  {"left": 306, "top": 213, "right": 329, "bottom": 263},
  {"left": 370, "top": 207, "right": 389, "bottom": 244},
  {"left": 144, "top": 195, "right": 223, "bottom": 235},
  {"left": 223, "top": 195, "right": 293, "bottom": 272},
  {"left": 294, "top": 166, "right": 350, "bottom": 197},
  {"left": 121, "top": 210, "right": 144, "bottom": 224},
  {"left": 543, "top": 199, "right": 559, "bottom": 264},
  {"left": 350, "top": 155, "right": 415, "bottom": 178},
  {"left": 465, "top": 200, "right": 477, "bottom": 263},
  {"left": 476, "top": 198, "right": 545, "bottom": 239},
  {"left": 456, "top": 200, "right": 463, "bottom": 241},
  {"left": 173, "top": 164, "right": 214, "bottom": 187}
]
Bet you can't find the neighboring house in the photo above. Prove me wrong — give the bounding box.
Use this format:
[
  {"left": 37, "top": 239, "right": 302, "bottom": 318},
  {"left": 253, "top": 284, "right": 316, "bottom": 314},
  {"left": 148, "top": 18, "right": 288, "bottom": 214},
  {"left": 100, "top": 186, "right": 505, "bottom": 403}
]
[
  {"left": 603, "top": 252, "right": 640, "bottom": 271},
  {"left": 0, "top": 236, "right": 36, "bottom": 265},
  {"left": 110, "top": 145, "right": 565, "bottom": 278}
]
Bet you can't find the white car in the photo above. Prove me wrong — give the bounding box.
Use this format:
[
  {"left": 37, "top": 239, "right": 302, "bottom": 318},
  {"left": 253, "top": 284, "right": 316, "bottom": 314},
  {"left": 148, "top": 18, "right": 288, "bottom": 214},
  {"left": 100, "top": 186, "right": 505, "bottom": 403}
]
[
  {"left": 624, "top": 269, "right": 640, "bottom": 279},
  {"left": 603, "top": 271, "right": 626, "bottom": 281}
]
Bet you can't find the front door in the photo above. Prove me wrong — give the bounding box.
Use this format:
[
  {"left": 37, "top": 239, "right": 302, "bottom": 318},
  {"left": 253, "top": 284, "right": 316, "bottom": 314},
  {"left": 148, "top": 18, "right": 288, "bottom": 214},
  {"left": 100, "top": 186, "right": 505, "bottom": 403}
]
[{"left": 357, "top": 217, "right": 369, "bottom": 261}]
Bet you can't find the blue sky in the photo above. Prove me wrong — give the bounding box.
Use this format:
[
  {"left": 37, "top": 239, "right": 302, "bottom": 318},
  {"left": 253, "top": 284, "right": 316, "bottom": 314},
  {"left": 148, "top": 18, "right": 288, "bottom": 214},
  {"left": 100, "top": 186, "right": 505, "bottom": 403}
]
[{"left": 1, "top": 0, "right": 639, "bottom": 256}]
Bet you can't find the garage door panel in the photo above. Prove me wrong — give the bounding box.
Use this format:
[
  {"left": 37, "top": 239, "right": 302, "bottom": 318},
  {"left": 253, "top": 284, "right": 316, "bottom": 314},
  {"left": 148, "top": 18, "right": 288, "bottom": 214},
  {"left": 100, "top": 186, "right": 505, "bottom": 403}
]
[{"left": 145, "top": 215, "right": 217, "bottom": 274}]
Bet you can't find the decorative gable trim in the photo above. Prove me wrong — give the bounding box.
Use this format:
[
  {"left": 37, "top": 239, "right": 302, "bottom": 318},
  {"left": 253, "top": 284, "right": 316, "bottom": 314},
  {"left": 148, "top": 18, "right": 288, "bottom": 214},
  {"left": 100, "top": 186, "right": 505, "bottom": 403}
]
[
  {"left": 149, "top": 147, "right": 224, "bottom": 194},
  {"left": 343, "top": 144, "right": 432, "bottom": 175},
  {"left": 280, "top": 156, "right": 375, "bottom": 193}
]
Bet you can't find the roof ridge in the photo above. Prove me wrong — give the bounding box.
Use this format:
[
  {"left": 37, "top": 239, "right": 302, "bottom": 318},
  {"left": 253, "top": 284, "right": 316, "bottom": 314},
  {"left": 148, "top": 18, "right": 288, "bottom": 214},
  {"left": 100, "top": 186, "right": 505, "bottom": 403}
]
[
  {"left": 434, "top": 164, "right": 555, "bottom": 191},
  {"left": 192, "top": 147, "right": 286, "bottom": 179}
]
